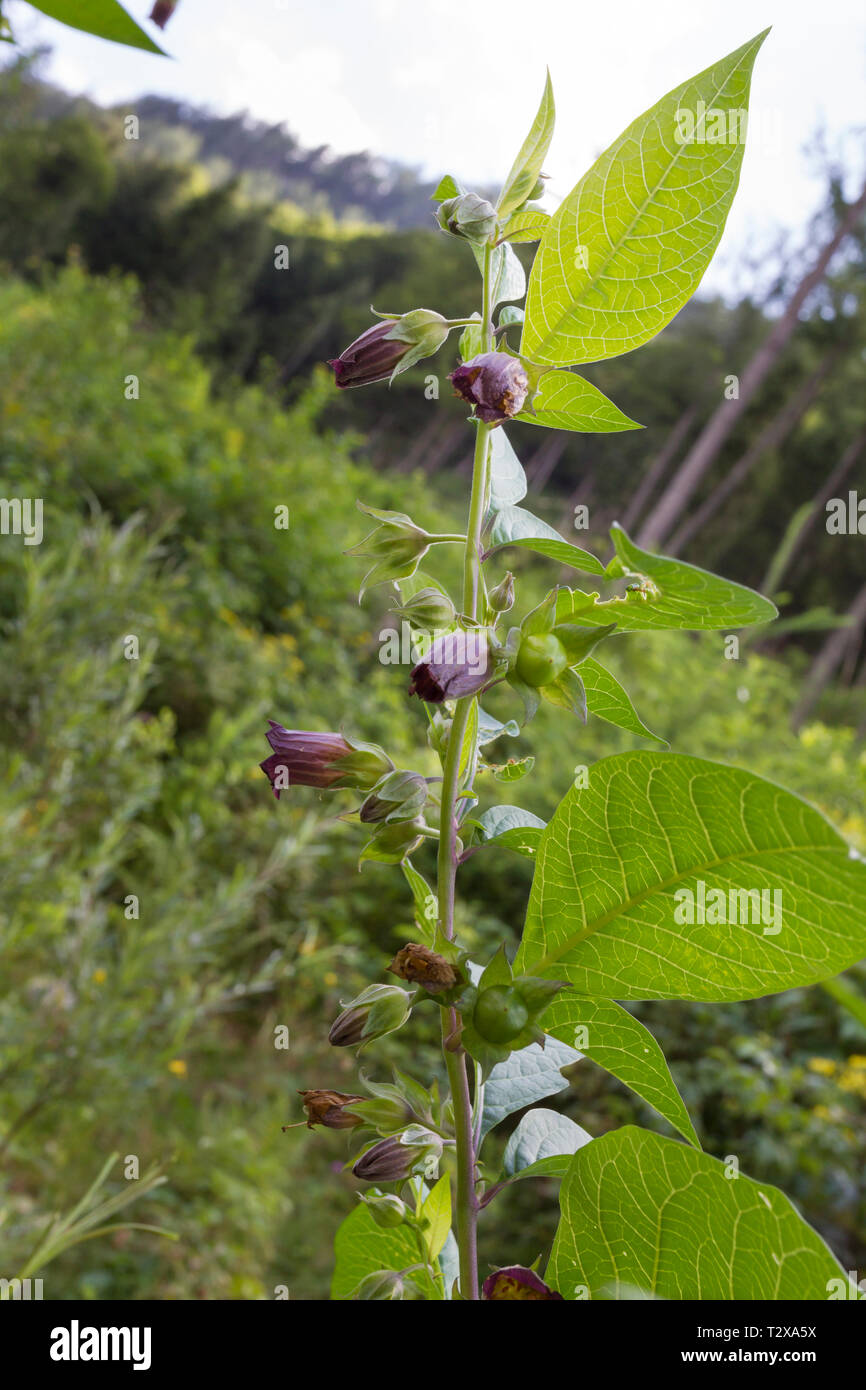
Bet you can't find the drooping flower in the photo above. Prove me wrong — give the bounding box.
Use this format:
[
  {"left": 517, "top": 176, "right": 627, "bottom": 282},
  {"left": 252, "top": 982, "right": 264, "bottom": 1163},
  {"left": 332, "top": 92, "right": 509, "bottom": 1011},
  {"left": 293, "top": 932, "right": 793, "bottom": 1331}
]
[
  {"left": 352, "top": 1126, "right": 442, "bottom": 1182},
  {"left": 408, "top": 629, "right": 491, "bottom": 703},
  {"left": 328, "top": 984, "right": 413, "bottom": 1048},
  {"left": 482, "top": 1266, "right": 564, "bottom": 1300},
  {"left": 260, "top": 722, "right": 392, "bottom": 799},
  {"left": 329, "top": 310, "right": 450, "bottom": 389},
  {"left": 449, "top": 352, "right": 529, "bottom": 424}
]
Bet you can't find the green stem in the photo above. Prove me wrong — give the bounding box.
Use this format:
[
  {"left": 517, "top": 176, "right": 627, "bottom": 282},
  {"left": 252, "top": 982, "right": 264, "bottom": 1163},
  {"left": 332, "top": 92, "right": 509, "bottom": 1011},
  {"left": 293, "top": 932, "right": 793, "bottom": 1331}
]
[{"left": 436, "top": 243, "right": 495, "bottom": 1302}]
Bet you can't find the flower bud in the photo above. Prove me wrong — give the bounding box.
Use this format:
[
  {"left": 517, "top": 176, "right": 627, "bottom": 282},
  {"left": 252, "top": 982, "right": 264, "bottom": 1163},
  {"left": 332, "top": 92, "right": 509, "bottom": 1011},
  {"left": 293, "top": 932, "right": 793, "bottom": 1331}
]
[
  {"left": 328, "top": 983, "right": 413, "bottom": 1048},
  {"left": 408, "top": 629, "right": 490, "bottom": 703},
  {"left": 297, "top": 1089, "right": 365, "bottom": 1130},
  {"left": 329, "top": 309, "right": 450, "bottom": 389},
  {"left": 482, "top": 1266, "right": 563, "bottom": 1300},
  {"left": 426, "top": 709, "right": 452, "bottom": 758},
  {"left": 392, "top": 587, "right": 457, "bottom": 629},
  {"left": 388, "top": 943, "right": 458, "bottom": 995},
  {"left": 358, "top": 1190, "right": 408, "bottom": 1228},
  {"left": 436, "top": 192, "right": 498, "bottom": 244},
  {"left": 515, "top": 632, "right": 569, "bottom": 688},
  {"left": 488, "top": 572, "right": 516, "bottom": 614},
  {"left": 360, "top": 770, "right": 428, "bottom": 825},
  {"left": 260, "top": 722, "right": 393, "bottom": 799},
  {"left": 352, "top": 1126, "right": 442, "bottom": 1182},
  {"left": 449, "top": 352, "right": 529, "bottom": 424}
]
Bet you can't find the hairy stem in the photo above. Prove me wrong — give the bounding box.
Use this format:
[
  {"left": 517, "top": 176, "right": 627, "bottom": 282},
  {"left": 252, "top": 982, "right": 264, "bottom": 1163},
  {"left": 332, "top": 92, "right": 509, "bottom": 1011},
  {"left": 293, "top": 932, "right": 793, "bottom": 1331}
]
[{"left": 436, "top": 244, "right": 494, "bottom": 1301}]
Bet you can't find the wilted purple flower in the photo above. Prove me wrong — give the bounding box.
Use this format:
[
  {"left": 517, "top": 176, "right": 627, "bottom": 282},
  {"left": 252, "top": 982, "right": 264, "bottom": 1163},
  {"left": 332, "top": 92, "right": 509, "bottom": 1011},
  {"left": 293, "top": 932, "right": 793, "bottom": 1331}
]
[
  {"left": 482, "top": 1266, "right": 564, "bottom": 1300},
  {"left": 408, "top": 630, "right": 490, "bottom": 703},
  {"left": 329, "top": 310, "right": 450, "bottom": 389},
  {"left": 260, "top": 722, "right": 392, "bottom": 798},
  {"left": 449, "top": 352, "right": 529, "bottom": 423},
  {"left": 296, "top": 1090, "right": 365, "bottom": 1131}
]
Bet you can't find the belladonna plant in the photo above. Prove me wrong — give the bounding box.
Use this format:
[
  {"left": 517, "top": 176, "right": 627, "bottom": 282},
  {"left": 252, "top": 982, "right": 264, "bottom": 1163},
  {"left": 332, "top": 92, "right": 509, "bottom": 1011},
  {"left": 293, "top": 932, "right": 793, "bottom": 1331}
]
[{"left": 264, "top": 32, "right": 866, "bottom": 1301}]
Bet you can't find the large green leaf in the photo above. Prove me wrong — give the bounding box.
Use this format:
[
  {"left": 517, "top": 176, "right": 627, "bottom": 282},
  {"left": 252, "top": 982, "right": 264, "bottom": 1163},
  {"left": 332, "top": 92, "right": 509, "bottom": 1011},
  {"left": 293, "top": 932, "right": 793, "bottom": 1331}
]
[
  {"left": 555, "top": 523, "right": 777, "bottom": 630},
  {"left": 503, "top": 1107, "right": 592, "bottom": 1176},
  {"left": 581, "top": 656, "right": 668, "bottom": 745},
  {"left": 28, "top": 0, "right": 166, "bottom": 52},
  {"left": 521, "top": 31, "right": 769, "bottom": 365},
  {"left": 476, "top": 804, "right": 546, "bottom": 858},
  {"left": 497, "top": 70, "right": 555, "bottom": 220},
  {"left": 549, "top": 1126, "right": 852, "bottom": 1300},
  {"left": 542, "top": 995, "right": 699, "bottom": 1147},
  {"left": 488, "top": 429, "right": 527, "bottom": 509},
  {"left": 518, "top": 370, "right": 642, "bottom": 433},
  {"left": 485, "top": 506, "right": 605, "bottom": 575},
  {"left": 419, "top": 1175, "right": 451, "bottom": 1262},
  {"left": 519, "top": 750, "right": 866, "bottom": 1001},
  {"left": 331, "top": 1203, "right": 441, "bottom": 1300},
  {"left": 480, "top": 1036, "right": 581, "bottom": 1138},
  {"left": 501, "top": 208, "right": 551, "bottom": 244}
]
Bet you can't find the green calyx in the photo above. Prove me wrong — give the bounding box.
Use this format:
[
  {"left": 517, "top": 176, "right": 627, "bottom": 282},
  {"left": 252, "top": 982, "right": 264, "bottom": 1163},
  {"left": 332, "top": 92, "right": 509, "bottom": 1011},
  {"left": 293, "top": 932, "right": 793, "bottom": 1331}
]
[
  {"left": 436, "top": 192, "right": 498, "bottom": 245},
  {"left": 504, "top": 589, "right": 618, "bottom": 724},
  {"left": 357, "top": 1190, "right": 409, "bottom": 1228},
  {"left": 328, "top": 983, "right": 414, "bottom": 1050},
  {"left": 391, "top": 586, "right": 457, "bottom": 630},
  {"left": 372, "top": 306, "right": 452, "bottom": 380},
  {"left": 350, "top": 1067, "right": 438, "bottom": 1136},
  {"left": 331, "top": 734, "right": 395, "bottom": 790},
  {"left": 456, "top": 945, "right": 566, "bottom": 1071},
  {"left": 360, "top": 769, "right": 429, "bottom": 825},
  {"left": 347, "top": 501, "right": 465, "bottom": 599}
]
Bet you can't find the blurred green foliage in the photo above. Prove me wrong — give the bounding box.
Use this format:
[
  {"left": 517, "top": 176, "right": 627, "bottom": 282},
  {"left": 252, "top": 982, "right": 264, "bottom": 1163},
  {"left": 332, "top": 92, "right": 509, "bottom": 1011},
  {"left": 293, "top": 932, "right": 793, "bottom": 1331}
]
[
  {"left": 0, "top": 268, "right": 863, "bottom": 1298},
  {"left": 0, "top": 49, "right": 864, "bottom": 1298}
]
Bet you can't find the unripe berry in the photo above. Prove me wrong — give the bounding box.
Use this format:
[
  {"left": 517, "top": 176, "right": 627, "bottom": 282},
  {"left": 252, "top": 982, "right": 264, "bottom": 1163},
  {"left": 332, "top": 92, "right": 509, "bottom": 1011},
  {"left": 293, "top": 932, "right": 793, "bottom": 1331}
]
[
  {"left": 515, "top": 633, "right": 568, "bottom": 688},
  {"left": 473, "top": 985, "right": 529, "bottom": 1043}
]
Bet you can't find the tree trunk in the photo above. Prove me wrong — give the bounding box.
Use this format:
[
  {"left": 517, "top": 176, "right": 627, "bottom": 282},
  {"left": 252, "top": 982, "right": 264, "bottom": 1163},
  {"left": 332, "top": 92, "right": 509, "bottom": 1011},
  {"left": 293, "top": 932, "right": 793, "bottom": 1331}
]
[
  {"left": 665, "top": 353, "right": 837, "bottom": 555},
  {"left": 637, "top": 181, "right": 866, "bottom": 550},
  {"left": 526, "top": 434, "right": 569, "bottom": 494},
  {"left": 791, "top": 580, "right": 866, "bottom": 730},
  {"left": 620, "top": 405, "right": 697, "bottom": 531},
  {"left": 557, "top": 472, "right": 596, "bottom": 532},
  {"left": 768, "top": 426, "right": 866, "bottom": 590}
]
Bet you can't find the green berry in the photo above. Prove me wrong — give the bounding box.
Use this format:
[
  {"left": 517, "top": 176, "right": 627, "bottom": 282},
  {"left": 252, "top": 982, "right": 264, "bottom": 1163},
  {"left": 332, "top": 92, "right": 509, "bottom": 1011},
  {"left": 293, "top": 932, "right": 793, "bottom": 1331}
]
[
  {"left": 515, "top": 634, "right": 568, "bottom": 688},
  {"left": 474, "top": 986, "right": 529, "bottom": 1043}
]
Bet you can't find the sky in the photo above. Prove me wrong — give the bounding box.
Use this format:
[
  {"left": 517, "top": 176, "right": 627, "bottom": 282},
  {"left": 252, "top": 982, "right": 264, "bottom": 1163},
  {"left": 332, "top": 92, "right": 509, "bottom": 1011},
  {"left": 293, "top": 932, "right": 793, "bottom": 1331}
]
[{"left": 8, "top": 0, "right": 866, "bottom": 292}]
